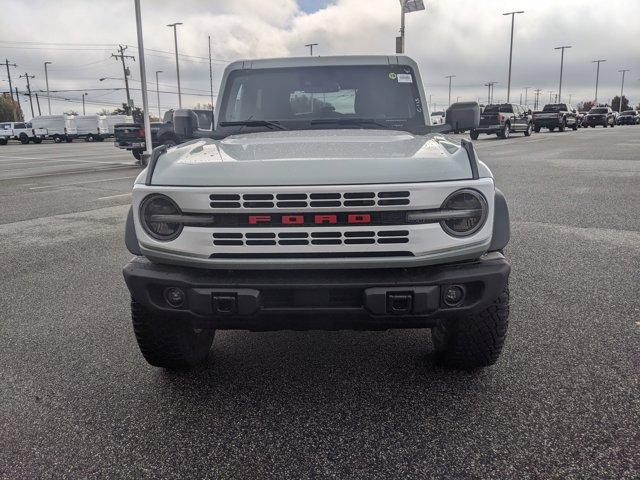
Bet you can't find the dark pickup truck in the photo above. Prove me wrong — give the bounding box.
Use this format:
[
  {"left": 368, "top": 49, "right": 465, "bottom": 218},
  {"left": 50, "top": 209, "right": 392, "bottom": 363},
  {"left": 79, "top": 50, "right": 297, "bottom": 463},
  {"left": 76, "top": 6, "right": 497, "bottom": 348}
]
[
  {"left": 470, "top": 103, "right": 532, "bottom": 140},
  {"left": 114, "top": 109, "right": 214, "bottom": 160},
  {"left": 532, "top": 103, "right": 578, "bottom": 132}
]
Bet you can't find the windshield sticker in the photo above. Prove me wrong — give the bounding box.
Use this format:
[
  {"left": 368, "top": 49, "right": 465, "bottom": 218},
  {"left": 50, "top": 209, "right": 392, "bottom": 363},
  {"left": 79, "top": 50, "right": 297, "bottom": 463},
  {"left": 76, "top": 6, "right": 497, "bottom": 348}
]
[
  {"left": 388, "top": 72, "right": 397, "bottom": 80},
  {"left": 397, "top": 74, "right": 413, "bottom": 83}
]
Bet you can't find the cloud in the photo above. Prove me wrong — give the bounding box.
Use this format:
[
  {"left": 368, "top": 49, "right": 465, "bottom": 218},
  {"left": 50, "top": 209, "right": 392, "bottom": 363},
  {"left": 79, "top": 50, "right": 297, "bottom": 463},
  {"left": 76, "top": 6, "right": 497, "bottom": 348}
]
[{"left": 1, "top": 0, "right": 638, "bottom": 116}]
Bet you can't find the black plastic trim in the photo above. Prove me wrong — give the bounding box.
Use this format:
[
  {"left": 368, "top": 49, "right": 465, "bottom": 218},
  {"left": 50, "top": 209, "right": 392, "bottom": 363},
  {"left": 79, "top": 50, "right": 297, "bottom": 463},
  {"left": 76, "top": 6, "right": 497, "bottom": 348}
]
[
  {"left": 124, "top": 206, "right": 142, "bottom": 255},
  {"left": 460, "top": 138, "right": 479, "bottom": 180},
  {"left": 489, "top": 188, "right": 511, "bottom": 251},
  {"left": 144, "top": 145, "right": 167, "bottom": 186}
]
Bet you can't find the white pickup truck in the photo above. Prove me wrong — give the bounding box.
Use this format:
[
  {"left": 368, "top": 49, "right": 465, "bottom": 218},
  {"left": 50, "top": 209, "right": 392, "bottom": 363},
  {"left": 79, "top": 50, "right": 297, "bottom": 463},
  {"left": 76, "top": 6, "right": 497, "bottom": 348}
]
[
  {"left": 122, "top": 55, "right": 511, "bottom": 372},
  {"left": 0, "top": 122, "right": 47, "bottom": 145}
]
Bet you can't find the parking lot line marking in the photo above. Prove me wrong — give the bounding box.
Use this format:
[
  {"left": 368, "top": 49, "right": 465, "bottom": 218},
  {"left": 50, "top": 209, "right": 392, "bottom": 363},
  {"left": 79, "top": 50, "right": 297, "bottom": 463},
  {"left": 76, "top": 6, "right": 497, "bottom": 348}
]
[
  {"left": 2, "top": 166, "right": 138, "bottom": 181},
  {"left": 29, "top": 176, "right": 137, "bottom": 190},
  {"left": 0, "top": 154, "right": 41, "bottom": 161},
  {"left": 97, "top": 193, "right": 132, "bottom": 201}
]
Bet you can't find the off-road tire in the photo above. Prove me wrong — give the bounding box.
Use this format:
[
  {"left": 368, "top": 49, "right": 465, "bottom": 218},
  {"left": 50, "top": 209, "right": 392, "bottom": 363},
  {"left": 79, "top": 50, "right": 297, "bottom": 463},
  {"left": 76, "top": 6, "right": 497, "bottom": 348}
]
[
  {"left": 0, "top": 138, "right": 7, "bottom": 145},
  {"left": 53, "top": 135, "right": 62, "bottom": 143},
  {"left": 33, "top": 137, "right": 43, "bottom": 144},
  {"left": 470, "top": 129, "right": 479, "bottom": 140},
  {"left": 87, "top": 134, "right": 95, "bottom": 142},
  {"left": 432, "top": 287, "right": 509, "bottom": 370},
  {"left": 132, "top": 149, "right": 143, "bottom": 160},
  {"left": 19, "top": 133, "right": 30, "bottom": 144},
  {"left": 131, "top": 300, "right": 215, "bottom": 369}
]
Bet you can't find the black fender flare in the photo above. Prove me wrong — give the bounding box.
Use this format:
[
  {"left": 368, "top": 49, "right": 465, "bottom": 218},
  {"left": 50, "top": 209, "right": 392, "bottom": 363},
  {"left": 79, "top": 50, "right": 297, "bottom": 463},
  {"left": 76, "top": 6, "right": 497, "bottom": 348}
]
[
  {"left": 489, "top": 188, "right": 510, "bottom": 251},
  {"left": 125, "top": 206, "right": 142, "bottom": 255}
]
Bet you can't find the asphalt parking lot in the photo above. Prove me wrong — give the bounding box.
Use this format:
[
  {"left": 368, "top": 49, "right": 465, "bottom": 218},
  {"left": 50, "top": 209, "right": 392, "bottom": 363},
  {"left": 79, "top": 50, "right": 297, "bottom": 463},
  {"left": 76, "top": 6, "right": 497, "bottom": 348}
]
[{"left": 1, "top": 128, "right": 639, "bottom": 478}]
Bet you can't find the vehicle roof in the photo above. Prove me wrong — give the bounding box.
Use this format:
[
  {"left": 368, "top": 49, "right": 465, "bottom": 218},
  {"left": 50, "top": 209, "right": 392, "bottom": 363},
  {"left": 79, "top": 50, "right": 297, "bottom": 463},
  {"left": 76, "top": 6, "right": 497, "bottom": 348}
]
[{"left": 225, "top": 55, "right": 419, "bottom": 71}]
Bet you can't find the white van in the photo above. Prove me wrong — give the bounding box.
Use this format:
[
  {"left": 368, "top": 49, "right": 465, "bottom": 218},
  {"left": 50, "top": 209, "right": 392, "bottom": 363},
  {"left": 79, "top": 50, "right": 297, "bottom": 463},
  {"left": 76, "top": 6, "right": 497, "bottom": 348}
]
[
  {"left": 99, "top": 115, "right": 133, "bottom": 139},
  {"left": 75, "top": 115, "right": 103, "bottom": 142},
  {"left": 31, "top": 115, "right": 78, "bottom": 143}
]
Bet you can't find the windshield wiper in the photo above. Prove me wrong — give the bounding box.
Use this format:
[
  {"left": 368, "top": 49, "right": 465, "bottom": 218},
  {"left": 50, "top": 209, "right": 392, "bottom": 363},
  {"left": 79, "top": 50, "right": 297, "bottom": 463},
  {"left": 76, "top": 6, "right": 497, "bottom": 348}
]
[
  {"left": 310, "top": 118, "right": 392, "bottom": 129},
  {"left": 219, "top": 120, "right": 288, "bottom": 130}
]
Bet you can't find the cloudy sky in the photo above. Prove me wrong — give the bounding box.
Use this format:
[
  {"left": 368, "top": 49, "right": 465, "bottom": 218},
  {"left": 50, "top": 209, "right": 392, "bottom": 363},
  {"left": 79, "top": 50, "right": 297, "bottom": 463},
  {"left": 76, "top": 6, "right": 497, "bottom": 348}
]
[{"left": 1, "top": 0, "right": 639, "bottom": 117}]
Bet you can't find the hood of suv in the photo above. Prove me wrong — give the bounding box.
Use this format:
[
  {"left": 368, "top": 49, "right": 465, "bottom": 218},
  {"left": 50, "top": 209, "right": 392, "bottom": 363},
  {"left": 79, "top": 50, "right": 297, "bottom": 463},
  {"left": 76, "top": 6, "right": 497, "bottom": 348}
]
[{"left": 148, "top": 129, "right": 477, "bottom": 187}]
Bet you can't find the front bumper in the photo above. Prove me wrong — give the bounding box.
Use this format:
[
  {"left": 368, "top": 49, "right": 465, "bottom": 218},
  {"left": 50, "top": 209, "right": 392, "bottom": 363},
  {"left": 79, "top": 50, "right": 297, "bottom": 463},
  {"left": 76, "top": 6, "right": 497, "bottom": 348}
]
[
  {"left": 123, "top": 252, "right": 510, "bottom": 330},
  {"left": 584, "top": 116, "right": 607, "bottom": 126}
]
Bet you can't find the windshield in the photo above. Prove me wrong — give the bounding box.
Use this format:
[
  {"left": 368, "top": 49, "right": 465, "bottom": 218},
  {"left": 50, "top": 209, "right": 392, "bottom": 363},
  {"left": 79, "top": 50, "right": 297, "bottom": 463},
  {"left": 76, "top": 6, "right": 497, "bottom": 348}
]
[
  {"left": 218, "top": 65, "right": 425, "bottom": 133},
  {"left": 483, "top": 104, "right": 512, "bottom": 113},
  {"left": 589, "top": 108, "right": 607, "bottom": 114},
  {"left": 622, "top": 110, "right": 637, "bottom": 116},
  {"left": 543, "top": 104, "right": 566, "bottom": 112}
]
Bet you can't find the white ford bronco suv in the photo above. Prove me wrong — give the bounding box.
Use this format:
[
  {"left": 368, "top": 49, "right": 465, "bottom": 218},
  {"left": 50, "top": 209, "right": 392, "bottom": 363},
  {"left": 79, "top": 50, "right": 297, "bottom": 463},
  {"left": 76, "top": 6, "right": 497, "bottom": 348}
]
[{"left": 123, "top": 55, "right": 511, "bottom": 370}]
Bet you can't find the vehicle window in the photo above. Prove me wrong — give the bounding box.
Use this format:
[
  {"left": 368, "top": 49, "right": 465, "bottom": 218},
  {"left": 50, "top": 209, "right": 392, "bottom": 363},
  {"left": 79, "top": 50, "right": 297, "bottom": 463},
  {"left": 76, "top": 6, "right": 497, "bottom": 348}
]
[
  {"left": 622, "top": 110, "right": 636, "bottom": 116},
  {"left": 25, "top": 123, "right": 32, "bottom": 128},
  {"left": 589, "top": 108, "right": 607, "bottom": 114},
  {"left": 431, "top": 111, "right": 444, "bottom": 116},
  {"left": 543, "top": 105, "right": 562, "bottom": 112},
  {"left": 0, "top": 123, "right": 11, "bottom": 130},
  {"left": 219, "top": 65, "right": 425, "bottom": 132},
  {"left": 194, "top": 111, "right": 213, "bottom": 129},
  {"left": 14, "top": 123, "right": 25, "bottom": 129},
  {"left": 483, "top": 104, "right": 512, "bottom": 113}
]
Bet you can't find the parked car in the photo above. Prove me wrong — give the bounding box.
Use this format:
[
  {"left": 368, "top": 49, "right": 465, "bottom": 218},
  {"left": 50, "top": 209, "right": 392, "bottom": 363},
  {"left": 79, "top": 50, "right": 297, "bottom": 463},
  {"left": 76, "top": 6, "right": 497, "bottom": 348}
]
[
  {"left": 122, "top": 55, "right": 511, "bottom": 371},
  {"left": 114, "top": 109, "right": 214, "bottom": 160},
  {"left": 31, "top": 115, "right": 78, "bottom": 142},
  {"left": 532, "top": 103, "right": 578, "bottom": 132},
  {"left": 470, "top": 103, "right": 532, "bottom": 139},
  {"left": 0, "top": 122, "right": 47, "bottom": 144},
  {"left": 430, "top": 110, "right": 445, "bottom": 125},
  {"left": 616, "top": 110, "right": 639, "bottom": 125},
  {"left": 582, "top": 106, "right": 616, "bottom": 128}
]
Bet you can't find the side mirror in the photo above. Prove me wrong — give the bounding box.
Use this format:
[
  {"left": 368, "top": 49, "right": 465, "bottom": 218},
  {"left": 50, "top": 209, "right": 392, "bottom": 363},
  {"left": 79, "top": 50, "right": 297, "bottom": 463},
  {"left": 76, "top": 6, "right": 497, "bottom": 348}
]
[
  {"left": 445, "top": 102, "right": 480, "bottom": 132},
  {"left": 173, "top": 109, "right": 197, "bottom": 138}
]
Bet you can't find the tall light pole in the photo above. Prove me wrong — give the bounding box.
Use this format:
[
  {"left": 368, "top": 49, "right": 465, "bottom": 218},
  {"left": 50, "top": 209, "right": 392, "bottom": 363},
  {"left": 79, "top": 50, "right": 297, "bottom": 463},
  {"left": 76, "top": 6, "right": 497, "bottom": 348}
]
[
  {"left": 82, "top": 92, "right": 87, "bottom": 115},
  {"left": 44, "top": 61, "right": 52, "bottom": 115},
  {"left": 155, "top": 70, "right": 163, "bottom": 118},
  {"left": 524, "top": 86, "right": 531, "bottom": 107},
  {"left": 397, "top": 0, "right": 425, "bottom": 54},
  {"left": 554, "top": 46, "right": 571, "bottom": 103},
  {"left": 445, "top": 74, "right": 456, "bottom": 107},
  {"left": 208, "top": 35, "right": 214, "bottom": 122},
  {"left": 617, "top": 69, "right": 630, "bottom": 112},
  {"left": 304, "top": 43, "right": 318, "bottom": 56},
  {"left": 167, "top": 22, "right": 183, "bottom": 108},
  {"left": 503, "top": 10, "right": 524, "bottom": 102},
  {"left": 137, "top": 0, "right": 153, "bottom": 160},
  {"left": 592, "top": 59, "right": 606, "bottom": 102}
]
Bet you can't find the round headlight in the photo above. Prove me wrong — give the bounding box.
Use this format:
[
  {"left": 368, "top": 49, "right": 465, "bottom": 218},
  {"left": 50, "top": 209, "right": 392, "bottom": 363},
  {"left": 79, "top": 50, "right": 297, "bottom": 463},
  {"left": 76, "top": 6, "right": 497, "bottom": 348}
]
[
  {"left": 139, "top": 194, "right": 183, "bottom": 241},
  {"left": 440, "top": 189, "right": 488, "bottom": 237}
]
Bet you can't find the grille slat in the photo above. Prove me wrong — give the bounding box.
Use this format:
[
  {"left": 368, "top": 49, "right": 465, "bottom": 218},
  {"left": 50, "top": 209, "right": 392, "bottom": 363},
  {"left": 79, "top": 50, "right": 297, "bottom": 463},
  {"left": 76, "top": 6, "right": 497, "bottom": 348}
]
[
  {"left": 212, "top": 229, "right": 409, "bottom": 247},
  {"left": 209, "top": 190, "right": 411, "bottom": 208}
]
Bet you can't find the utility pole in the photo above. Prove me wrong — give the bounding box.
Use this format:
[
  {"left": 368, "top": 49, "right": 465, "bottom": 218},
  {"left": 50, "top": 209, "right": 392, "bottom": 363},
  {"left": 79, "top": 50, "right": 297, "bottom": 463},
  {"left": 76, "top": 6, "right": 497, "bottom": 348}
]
[
  {"left": 503, "top": 10, "right": 524, "bottom": 102},
  {"left": 617, "top": 69, "right": 630, "bottom": 112},
  {"left": 155, "top": 70, "right": 163, "bottom": 118},
  {"left": 534, "top": 88, "right": 542, "bottom": 110},
  {"left": 445, "top": 75, "right": 456, "bottom": 107},
  {"left": 19, "top": 73, "right": 35, "bottom": 118},
  {"left": 112, "top": 45, "right": 135, "bottom": 108},
  {"left": 14, "top": 86, "right": 20, "bottom": 120},
  {"left": 524, "top": 86, "right": 531, "bottom": 107},
  {"left": 549, "top": 91, "right": 554, "bottom": 103},
  {"left": 485, "top": 81, "right": 497, "bottom": 104},
  {"left": 304, "top": 43, "right": 318, "bottom": 56},
  {"left": 592, "top": 59, "right": 606, "bottom": 102},
  {"left": 554, "top": 46, "right": 571, "bottom": 102},
  {"left": 167, "top": 22, "right": 183, "bottom": 108},
  {"left": 208, "top": 35, "right": 214, "bottom": 123},
  {"left": 397, "top": 0, "right": 425, "bottom": 54},
  {"left": 82, "top": 93, "right": 87, "bottom": 115},
  {"left": 2, "top": 59, "right": 17, "bottom": 101},
  {"left": 519, "top": 92, "right": 522, "bottom": 104},
  {"left": 35, "top": 93, "right": 41, "bottom": 115},
  {"left": 44, "top": 61, "right": 52, "bottom": 115}
]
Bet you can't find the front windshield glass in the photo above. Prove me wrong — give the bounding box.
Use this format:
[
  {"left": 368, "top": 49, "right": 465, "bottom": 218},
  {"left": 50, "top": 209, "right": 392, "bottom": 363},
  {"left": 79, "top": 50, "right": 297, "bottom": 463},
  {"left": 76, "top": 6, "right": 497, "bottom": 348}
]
[
  {"left": 622, "top": 110, "right": 636, "bottom": 116},
  {"left": 218, "top": 65, "right": 425, "bottom": 133},
  {"left": 590, "top": 108, "right": 607, "bottom": 114}
]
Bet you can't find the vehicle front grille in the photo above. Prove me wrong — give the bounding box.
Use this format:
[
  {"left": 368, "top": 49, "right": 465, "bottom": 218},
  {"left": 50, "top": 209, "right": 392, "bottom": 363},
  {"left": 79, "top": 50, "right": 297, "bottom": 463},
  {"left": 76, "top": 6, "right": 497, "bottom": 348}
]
[
  {"left": 209, "top": 191, "right": 410, "bottom": 209},
  {"left": 212, "top": 229, "right": 409, "bottom": 246}
]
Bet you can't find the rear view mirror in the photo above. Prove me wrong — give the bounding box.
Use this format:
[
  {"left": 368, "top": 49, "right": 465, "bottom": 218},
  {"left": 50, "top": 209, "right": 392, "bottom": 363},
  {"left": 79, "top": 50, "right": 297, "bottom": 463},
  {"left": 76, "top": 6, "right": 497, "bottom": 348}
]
[{"left": 445, "top": 102, "right": 480, "bottom": 132}]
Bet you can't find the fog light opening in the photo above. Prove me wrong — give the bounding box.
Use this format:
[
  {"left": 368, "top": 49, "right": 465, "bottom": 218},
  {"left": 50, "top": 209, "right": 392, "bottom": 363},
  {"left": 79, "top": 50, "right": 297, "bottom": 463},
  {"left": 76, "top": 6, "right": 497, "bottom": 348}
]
[
  {"left": 164, "top": 287, "right": 186, "bottom": 308},
  {"left": 443, "top": 285, "right": 466, "bottom": 307}
]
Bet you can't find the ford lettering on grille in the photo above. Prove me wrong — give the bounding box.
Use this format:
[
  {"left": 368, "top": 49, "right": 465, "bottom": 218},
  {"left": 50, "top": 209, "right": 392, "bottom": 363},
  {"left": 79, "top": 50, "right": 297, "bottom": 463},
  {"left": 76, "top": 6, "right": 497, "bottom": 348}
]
[{"left": 248, "top": 213, "right": 372, "bottom": 226}]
